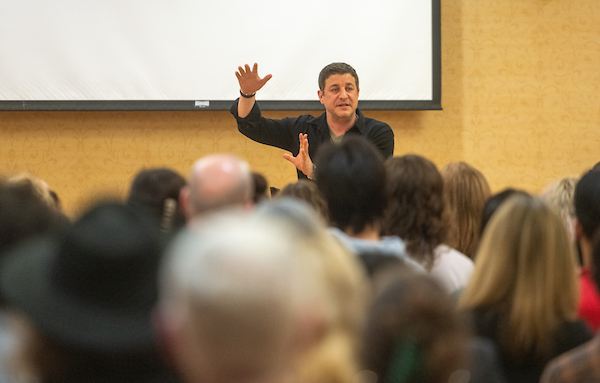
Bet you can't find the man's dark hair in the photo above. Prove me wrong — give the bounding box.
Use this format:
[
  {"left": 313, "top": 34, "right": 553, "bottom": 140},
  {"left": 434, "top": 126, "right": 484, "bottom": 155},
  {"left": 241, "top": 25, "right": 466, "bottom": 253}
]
[
  {"left": 251, "top": 172, "right": 269, "bottom": 204},
  {"left": 127, "top": 168, "right": 186, "bottom": 232},
  {"left": 574, "top": 170, "right": 600, "bottom": 238},
  {"left": 592, "top": 161, "right": 600, "bottom": 172},
  {"left": 318, "top": 62, "right": 359, "bottom": 92},
  {"left": 314, "top": 135, "right": 385, "bottom": 234}
]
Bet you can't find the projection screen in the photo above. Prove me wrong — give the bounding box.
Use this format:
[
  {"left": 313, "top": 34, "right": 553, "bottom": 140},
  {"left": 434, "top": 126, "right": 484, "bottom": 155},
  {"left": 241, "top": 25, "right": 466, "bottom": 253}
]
[{"left": 0, "top": 0, "right": 441, "bottom": 111}]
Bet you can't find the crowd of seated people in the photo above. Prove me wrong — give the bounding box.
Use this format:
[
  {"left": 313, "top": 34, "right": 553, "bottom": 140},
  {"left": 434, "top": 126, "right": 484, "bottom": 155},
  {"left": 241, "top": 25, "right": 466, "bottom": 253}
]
[{"left": 0, "top": 146, "right": 598, "bottom": 383}]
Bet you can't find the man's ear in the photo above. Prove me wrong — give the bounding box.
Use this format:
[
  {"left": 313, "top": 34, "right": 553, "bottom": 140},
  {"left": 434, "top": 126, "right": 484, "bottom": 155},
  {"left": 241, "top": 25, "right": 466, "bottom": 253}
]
[
  {"left": 317, "top": 90, "right": 324, "bottom": 104},
  {"left": 179, "top": 186, "right": 192, "bottom": 221}
]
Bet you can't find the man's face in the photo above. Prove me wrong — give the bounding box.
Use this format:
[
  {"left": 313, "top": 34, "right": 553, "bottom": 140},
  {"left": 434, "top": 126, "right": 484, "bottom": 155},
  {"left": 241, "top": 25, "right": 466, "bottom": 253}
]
[{"left": 318, "top": 73, "right": 359, "bottom": 122}]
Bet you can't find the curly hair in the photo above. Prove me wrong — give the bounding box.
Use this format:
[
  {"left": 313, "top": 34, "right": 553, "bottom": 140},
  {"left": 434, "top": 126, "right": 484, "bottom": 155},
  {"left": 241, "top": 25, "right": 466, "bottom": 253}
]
[{"left": 381, "top": 155, "right": 447, "bottom": 270}]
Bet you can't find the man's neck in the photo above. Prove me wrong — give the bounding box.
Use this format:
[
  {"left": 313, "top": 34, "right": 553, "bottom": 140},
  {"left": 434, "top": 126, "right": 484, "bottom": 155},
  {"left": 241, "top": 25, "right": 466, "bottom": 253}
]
[
  {"left": 344, "top": 222, "right": 380, "bottom": 241},
  {"left": 326, "top": 113, "right": 357, "bottom": 137}
]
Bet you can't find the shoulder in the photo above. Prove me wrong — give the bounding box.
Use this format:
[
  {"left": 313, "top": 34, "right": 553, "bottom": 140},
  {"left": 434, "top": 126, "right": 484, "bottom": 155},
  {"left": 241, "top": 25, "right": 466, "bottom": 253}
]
[
  {"left": 434, "top": 245, "right": 474, "bottom": 268},
  {"left": 429, "top": 245, "right": 474, "bottom": 293},
  {"left": 541, "top": 336, "right": 600, "bottom": 383}
]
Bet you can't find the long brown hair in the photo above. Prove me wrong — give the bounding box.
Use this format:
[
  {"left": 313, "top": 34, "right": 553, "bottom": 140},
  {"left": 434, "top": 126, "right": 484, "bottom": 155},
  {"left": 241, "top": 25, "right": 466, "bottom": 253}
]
[
  {"left": 458, "top": 195, "right": 579, "bottom": 361},
  {"left": 441, "top": 162, "right": 491, "bottom": 259},
  {"left": 382, "top": 155, "right": 447, "bottom": 270}
]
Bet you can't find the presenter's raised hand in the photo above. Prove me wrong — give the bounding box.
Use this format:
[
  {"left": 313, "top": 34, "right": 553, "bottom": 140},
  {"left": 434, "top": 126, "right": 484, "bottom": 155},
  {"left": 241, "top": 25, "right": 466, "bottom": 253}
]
[
  {"left": 283, "top": 133, "right": 314, "bottom": 179},
  {"left": 236, "top": 63, "right": 272, "bottom": 95}
]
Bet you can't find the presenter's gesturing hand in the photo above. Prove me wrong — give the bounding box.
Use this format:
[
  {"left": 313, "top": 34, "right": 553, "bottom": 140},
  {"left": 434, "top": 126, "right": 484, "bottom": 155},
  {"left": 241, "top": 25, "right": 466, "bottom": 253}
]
[
  {"left": 283, "top": 133, "right": 314, "bottom": 179},
  {"left": 236, "top": 63, "right": 272, "bottom": 96}
]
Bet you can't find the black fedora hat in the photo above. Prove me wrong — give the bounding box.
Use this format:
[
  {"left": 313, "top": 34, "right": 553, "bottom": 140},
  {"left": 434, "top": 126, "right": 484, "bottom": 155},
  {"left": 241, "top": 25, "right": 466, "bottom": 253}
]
[{"left": 0, "top": 201, "right": 165, "bottom": 353}]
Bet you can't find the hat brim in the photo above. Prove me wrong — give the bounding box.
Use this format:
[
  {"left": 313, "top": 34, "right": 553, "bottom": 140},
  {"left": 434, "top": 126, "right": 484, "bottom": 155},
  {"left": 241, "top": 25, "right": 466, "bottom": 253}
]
[{"left": 0, "top": 237, "right": 157, "bottom": 353}]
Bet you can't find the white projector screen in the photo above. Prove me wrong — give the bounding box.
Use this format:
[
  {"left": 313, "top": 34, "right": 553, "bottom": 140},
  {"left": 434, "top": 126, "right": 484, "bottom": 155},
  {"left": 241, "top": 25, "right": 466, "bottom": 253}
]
[{"left": 0, "top": 0, "right": 440, "bottom": 111}]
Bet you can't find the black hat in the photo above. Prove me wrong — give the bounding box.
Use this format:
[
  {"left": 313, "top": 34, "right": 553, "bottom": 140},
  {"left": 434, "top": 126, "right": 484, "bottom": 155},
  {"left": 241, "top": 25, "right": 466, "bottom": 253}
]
[{"left": 0, "top": 202, "right": 165, "bottom": 353}]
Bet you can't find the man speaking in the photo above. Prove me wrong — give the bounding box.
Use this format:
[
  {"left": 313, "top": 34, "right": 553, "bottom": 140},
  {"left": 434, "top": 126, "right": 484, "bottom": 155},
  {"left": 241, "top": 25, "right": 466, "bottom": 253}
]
[{"left": 230, "top": 63, "right": 394, "bottom": 179}]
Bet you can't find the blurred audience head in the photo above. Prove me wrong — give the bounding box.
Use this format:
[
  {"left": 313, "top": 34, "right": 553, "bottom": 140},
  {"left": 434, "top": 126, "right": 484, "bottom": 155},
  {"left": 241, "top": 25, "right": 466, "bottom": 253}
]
[
  {"left": 180, "top": 154, "right": 253, "bottom": 221},
  {"left": 7, "top": 173, "right": 58, "bottom": 209},
  {"left": 460, "top": 194, "right": 578, "bottom": 361},
  {"left": 541, "top": 176, "right": 578, "bottom": 240},
  {"left": 314, "top": 135, "right": 386, "bottom": 235},
  {"left": 0, "top": 177, "right": 69, "bottom": 258},
  {"left": 480, "top": 188, "right": 529, "bottom": 236},
  {"left": 158, "top": 206, "right": 367, "bottom": 383},
  {"left": 127, "top": 167, "right": 186, "bottom": 233},
  {"left": 279, "top": 180, "right": 328, "bottom": 222},
  {"left": 441, "top": 161, "right": 491, "bottom": 259},
  {"left": 382, "top": 154, "right": 446, "bottom": 270},
  {"left": 0, "top": 201, "right": 171, "bottom": 382},
  {"left": 574, "top": 170, "right": 600, "bottom": 240},
  {"left": 254, "top": 198, "right": 369, "bottom": 383},
  {"left": 251, "top": 171, "right": 270, "bottom": 204},
  {"left": 361, "top": 271, "right": 467, "bottom": 383}
]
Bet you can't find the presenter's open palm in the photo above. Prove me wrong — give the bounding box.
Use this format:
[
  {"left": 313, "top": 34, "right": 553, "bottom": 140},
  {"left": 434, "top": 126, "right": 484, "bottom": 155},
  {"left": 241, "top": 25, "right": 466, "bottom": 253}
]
[{"left": 235, "top": 63, "right": 272, "bottom": 94}]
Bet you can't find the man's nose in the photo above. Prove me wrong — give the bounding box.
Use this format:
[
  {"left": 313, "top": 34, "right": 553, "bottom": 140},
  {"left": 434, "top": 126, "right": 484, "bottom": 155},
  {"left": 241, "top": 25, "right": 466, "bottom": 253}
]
[{"left": 339, "top": 89, "right": 347, "bottom": 98}]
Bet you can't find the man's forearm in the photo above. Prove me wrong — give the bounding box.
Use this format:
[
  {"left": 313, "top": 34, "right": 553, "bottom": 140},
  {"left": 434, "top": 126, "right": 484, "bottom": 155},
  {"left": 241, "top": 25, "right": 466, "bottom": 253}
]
[{"left": 237, "top": 95, "right": 256, "bottom": 118}]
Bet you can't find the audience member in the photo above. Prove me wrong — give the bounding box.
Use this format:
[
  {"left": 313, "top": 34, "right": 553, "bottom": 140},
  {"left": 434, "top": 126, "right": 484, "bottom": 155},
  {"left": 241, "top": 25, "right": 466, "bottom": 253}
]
[
  {"left": 251, "top": 171, "right": 270, "bottom": 204},
  {"left": 458, "top": 194, "right": 592, "bottom": 383},
  {"left": 441, "top": 161, "right": 491, "bottom": 259},
  {"left": 179, "top": 154, "right": 253, "bottom": 222},
  {"left": 541, "top": 230, "right": 600, "bottom": 382},
  {"left": 0, "top": 202, "right": 177, "bottom": 383},
  {"left": 573, "top": 170, "right": 600, "bottom": 332},
  {"left": 382, "top": 154, "right": 473, "bottom": 293},
  {"left": 541, "top": 176, "right": 579, "bottom": 240},
  {"left": 0, "top": 178, "right": 69, "bottom": 256},
  {"left": 278, "top": 180, "right": 328, "bottom": 222},
  {"left": 0, "top": 178, "right": 70, "bottom": 383},
  {"left": 157, "top": 208, "right": 367, "bottom": 383},
  {"left": 314, "top": 136, "right": 424, "bottom": 277},
  {"left": 254, "top": 197, "right": 369, "bottom": 383},
  {"left": 127, "top": 167, "right": 186, "bottom": 233},
  {"left": 361, "top": 271, "right": 478, "bottom": 383},
  {"left": 480, "top": 188, "right": 529, "bottom": 235},
  {"left": 6, "top": 173, "right": 59, "bottom": 210}
]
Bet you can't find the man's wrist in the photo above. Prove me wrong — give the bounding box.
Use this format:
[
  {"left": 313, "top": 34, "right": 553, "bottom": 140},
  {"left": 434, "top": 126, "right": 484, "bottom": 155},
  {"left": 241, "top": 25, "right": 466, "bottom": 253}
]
[{"left": 240, "top": 90, "right": 256, "bottom": 98}]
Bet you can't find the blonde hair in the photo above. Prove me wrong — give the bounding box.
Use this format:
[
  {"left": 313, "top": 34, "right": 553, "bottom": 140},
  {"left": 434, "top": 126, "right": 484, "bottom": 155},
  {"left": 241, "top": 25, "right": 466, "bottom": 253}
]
[
  {"left": 441, "top": 162, "right": 491, "bottom": 259},
  {"left": 541, "top": 176, "right": 578, "bottom": 240},
  {"left": 458, "top": 195, "right": 579, "bottom": 360},
  {"left": 255, "top": 198, "right": 368, "bottom": 383}
]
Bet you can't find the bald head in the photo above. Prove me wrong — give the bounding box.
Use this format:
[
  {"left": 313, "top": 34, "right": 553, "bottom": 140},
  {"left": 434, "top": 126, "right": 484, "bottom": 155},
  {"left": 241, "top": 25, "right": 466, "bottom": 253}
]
[{"left": 182, "top": 154, "right": 253, "bottom": 220}]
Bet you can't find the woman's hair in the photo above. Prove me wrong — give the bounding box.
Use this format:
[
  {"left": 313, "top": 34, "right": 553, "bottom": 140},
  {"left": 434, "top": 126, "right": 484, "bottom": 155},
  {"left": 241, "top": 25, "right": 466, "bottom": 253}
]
[
  {"left": 441, "top": 162, "right": 491, "bottom": 259},
  {"left": 381, "top": 155, "right": 447, "bottom": 270},
  {"left": 459, "top": 194, "right": 579, "bottom": 361},
  {"left": 279, "top": 180, "right": 328, "bottom": 222},
  {"left": 541, "top": 176, "right": 578, "bottom": 240},
  {"left": 361, "top": 271, "right": 467, "bottom": 383}
]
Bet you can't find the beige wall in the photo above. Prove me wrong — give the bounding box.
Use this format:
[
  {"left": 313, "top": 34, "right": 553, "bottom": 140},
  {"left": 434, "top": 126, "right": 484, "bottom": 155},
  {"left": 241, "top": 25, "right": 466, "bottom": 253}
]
[{"left": 1, "top": 0, "right": 599, "bottom": 218}]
